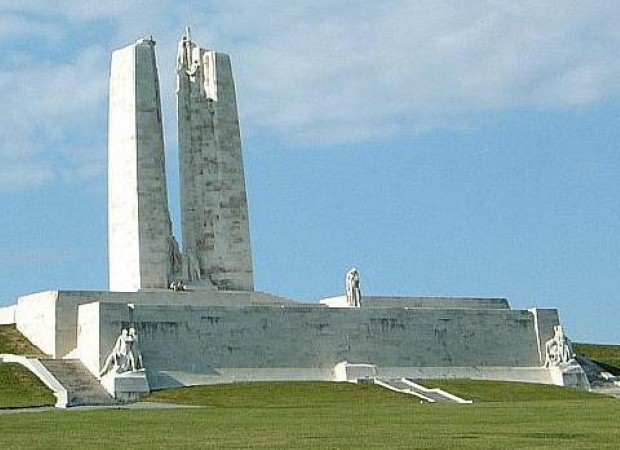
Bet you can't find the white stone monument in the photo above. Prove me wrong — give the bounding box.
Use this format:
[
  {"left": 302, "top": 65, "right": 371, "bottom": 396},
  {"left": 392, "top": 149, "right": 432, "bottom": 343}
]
[
  {"left": 108, "top": 37, "right": 179, "bottom": 292},
  {"left": 177, "top": 30, "right": 254, "bottom": 291},
  {"left": 4, "top": 32, "right": 594, "bottom": 403},
  {"left": 544, "top": 325, "right": 590, "bottom": 390}
]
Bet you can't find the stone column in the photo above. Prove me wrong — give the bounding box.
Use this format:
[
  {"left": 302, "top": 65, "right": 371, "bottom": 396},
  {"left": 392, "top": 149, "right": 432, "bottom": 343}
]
[
  {"left": 108, "top": 38, "right": 175, "bottom": 291},
  {"left": 177, "top": 35, "right": 254, "bottom": 291}
]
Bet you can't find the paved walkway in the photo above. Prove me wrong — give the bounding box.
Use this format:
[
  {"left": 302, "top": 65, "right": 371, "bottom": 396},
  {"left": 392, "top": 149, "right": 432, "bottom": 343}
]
[{"left": 0, "top": 402, "right": 203, "bottom": 416}]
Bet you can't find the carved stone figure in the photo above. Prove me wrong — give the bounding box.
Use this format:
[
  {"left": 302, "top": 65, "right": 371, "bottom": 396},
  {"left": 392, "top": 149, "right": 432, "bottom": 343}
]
[
  {"left": 177, "top": 28, "right": 200, "bottom": 80},
  {"left": 544, "top": 325, "right": 574, "bottom": 367},
  {"left": 169, "top": 236, "right": 183, "bottom": 276},
  {"left": 186, "top": 251, "right": 201, "bottom": 282},
  {"left": 346, "top": 267, "right": 362, "bottom": 307},
  {"left": 99, "top": 328, "right": 145, "bottom": 377},
  {"left": 99, "top": 328, "right": 129, "bottom": 377},
  {"left": 128, "top": 327, "right": 143, "bottom": 371}
]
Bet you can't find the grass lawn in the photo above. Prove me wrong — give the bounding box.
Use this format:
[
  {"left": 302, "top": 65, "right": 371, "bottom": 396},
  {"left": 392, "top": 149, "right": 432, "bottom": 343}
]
[
  {"left": 0, "top": 325, "right": 54, "bottom": 407},
  {"left": 0, "top": 364, "right": 55, "bottom": 408},
  {"left": 1, "top": 327, "right": 618, "bottom": 448},
  {"left": 425, "top": 379, "right": 606, "bottom": 402},
  {"left": 0, "top": 382, "right": 618, "bottom": 449}
]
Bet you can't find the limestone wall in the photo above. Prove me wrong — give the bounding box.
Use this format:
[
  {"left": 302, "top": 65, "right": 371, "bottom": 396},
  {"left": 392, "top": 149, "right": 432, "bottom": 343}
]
[
  {"left": 15, "top": 291, "right": 58, "bottom": 356},
  {"left": 0, "top": 305, "right": 16, "bottom": 325},
  {"left": 79, "top": 301, "right": 560, "bottom": 387},
  {"left": 177, "top": 37, "right": 254, "bottom": 291},
  {"left": 320, "top": 296, "right": 510, "bottom": 309},
  {"left": 77, "top": 302, "right": 102, "bottom": 376},
  {"left": 14, "top": 290, "right": 296, "bottom": 358},
  {"left": 108, "top": 38, "right": 175, "bottom": 292}
]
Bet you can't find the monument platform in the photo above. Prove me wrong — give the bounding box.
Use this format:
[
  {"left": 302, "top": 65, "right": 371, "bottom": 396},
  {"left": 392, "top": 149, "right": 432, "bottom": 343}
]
[{"left": 12, "top": 289, "right": 564, "bottom": 390}]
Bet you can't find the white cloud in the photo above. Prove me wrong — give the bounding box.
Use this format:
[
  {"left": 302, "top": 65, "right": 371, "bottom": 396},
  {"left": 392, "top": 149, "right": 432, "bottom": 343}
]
[
  {"left": 211, "top": 1, "right": 620, "bottom": 145},
  {"left": 1, "top": 1, "right": 620, "bottom": 190},
  {"left": 0, "top": 44, "right": 108, "bottom": 191}
]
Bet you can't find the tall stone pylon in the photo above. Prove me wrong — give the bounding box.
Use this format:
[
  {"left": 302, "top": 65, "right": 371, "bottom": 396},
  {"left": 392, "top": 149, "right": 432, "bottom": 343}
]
[
  {"left": 177, "top": 33, "right": 254, "bottom": 291},
  {"left": 108, "top": 38, "right": 180, "bottom": 292}
]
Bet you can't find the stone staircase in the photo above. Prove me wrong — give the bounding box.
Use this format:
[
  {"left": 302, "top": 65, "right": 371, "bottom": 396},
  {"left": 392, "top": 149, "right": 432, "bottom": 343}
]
[
  {"left": 39, "top": 359, "right": 117, "bottom": 407},
  {"left": 575, "top": 355, "right": 620, "bottom": 398},
  {"left": 373, "top": 378, "right": 472, "bottom": 403}
]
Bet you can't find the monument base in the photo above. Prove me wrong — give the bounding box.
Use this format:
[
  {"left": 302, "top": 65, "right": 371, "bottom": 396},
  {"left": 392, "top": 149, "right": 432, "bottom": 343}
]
[
  {"left": 549, "top": 361, "right": 590, "bottom": 390},
  {"left": 100, "top": 369, "right": 150, "bottom": 401},
  {"left": 334, "top": 361, "right": 379, "bottom": 381}
]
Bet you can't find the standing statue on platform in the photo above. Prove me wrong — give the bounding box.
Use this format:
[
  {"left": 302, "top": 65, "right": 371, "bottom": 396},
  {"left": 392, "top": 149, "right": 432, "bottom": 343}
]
[
  {"left": 99, "top": 328, "right": 145, "bottom": 377},
  {"left": 544, "top": 325, "right": 574, "bottom": 367},
  {"left": 346, "top": 267, "right": 362, "bottom": 307}
]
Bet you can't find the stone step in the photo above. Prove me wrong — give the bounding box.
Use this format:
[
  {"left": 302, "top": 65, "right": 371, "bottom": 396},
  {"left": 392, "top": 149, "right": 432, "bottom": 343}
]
[
  {"left": 39, "top": 359, "right": 118, "bottom": 407},
  {"left": 373, "top": 378, "right": 471, "bottom": 403}
]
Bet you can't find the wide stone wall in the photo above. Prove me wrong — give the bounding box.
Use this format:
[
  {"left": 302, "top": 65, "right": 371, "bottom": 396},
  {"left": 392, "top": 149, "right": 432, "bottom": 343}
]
[
  {"left": 79, "top": 301, "right": 559, "bottom": 388},
  {"left": 15, "top": 290, "right": 294, "bottom": 358}
]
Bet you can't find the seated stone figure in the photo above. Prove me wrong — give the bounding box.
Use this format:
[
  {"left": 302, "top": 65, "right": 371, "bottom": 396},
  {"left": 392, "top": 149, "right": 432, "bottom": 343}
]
[
  {"left": 544, "top": 325, "right": 574, "bottom": 367},
  {"left": 99, "top": 329, "right": 129, "bottom": 377}
]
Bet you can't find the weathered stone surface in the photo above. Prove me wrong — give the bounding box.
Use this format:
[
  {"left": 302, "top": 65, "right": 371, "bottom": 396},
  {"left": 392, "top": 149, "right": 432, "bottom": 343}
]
[
  {"left": 108, "top": 38, "right": 176, "bottom": 292},
  {"left": 7, "top": 35, "right": 587, "bottom": 398},
  {"left": 177, "top": 35, "right": 254, "bottom": 291},
  {"left": 100, "top": 370, "right": 150, "bottom": 401},
  {"left": 15, "top": 289, "right": 295, "bottom": 358},
  {"left": 20, "top": 291, "right": 559, "bottom": 389}
]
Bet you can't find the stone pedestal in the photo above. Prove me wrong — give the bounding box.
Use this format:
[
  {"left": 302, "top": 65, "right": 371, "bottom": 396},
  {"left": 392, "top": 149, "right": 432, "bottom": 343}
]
[
  {"left": 334, "top": 362, "right": 378, "bottom": 382},
  {"left": 549, "top": 361, "right": 590, "bottom": 390},
  {"left": 101, "top": 370, "right": 150, "bottom": 402},
  {"left": 319, "top": 296, "right": 356, "bottom": 308}
]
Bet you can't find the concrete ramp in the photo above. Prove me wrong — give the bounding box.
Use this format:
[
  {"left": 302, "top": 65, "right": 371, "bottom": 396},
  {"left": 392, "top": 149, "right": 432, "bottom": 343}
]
[
  {"left": 39, "top": 359, "right": 117, "bottom": 407},
  {"left": 373, "top": 378, "right": 472, "bottom": 404}
]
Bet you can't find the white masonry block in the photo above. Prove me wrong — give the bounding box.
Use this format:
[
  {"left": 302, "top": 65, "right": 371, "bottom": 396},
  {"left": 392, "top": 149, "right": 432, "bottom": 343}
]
[
  {"left": 177, "top": 35, "right": 254, "bottom": 291},
  {"left": 108, "top": 38, "right": 176, "bottom": 292}
]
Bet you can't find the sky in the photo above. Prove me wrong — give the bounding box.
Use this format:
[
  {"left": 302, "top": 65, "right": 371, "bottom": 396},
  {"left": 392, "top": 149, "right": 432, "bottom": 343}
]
[{"left": 0, "top": 1, "right": 618, "bottom": 344}]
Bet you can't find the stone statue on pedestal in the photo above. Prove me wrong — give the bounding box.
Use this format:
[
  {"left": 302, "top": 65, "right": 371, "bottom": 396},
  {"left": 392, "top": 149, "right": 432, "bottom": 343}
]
[
  {"left": 544, "top": 325, "right": 574, "bottom": 367},
  {"left": 99, "top": 328, "right": 145, "bottom": 377},
  {"left": 346, "top": 268, "right": 362, "bottom": 307}
]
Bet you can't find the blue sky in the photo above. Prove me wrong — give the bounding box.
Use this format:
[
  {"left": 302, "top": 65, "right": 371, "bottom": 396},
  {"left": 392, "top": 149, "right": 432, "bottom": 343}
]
[{"left": 0, "top": 1, "right": 618, "bottom": 344}]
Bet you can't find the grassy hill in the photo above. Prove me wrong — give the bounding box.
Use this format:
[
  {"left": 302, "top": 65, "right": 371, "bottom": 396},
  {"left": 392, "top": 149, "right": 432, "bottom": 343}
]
[
  {"left": 0, "top": 324, "right": 54, "bottom": 408},
  {"left": 0, "top": 364, "right": 55, "bottom": 408},
  {"left": 0, "top": 324, "right": 44, "bottom": 356},
  {"left": 574, "top": 343, "right": 620, "bottom": 375}
]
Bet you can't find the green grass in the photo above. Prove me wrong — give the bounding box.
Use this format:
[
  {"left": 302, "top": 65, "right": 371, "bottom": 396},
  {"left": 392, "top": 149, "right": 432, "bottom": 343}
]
[
  {"left": 0, "top": 324, "right": 44, "bottom": 356},
  {"left": 1, "top": 332, "right": 618, "bottom": 447},
  {"left": 0, "top": 363, "right": 55, "bottom": 408},
  {"left": 0, "top": 325, "right": 54, "bottom": 408},
  {"left": 0, "top": 382, "right": 618, "bottom": 449},
  {"left": 146, "top": 381, "right": 418, "bottom": 408},
  {"left": 574, "top": 343, "right": 620, "bottom": 374},
  {"left": 145, "top": 379, "right": 599, "bottom": 406},
  {"left": 425, "top": 379, "right": 607, "bottom": 402}
]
